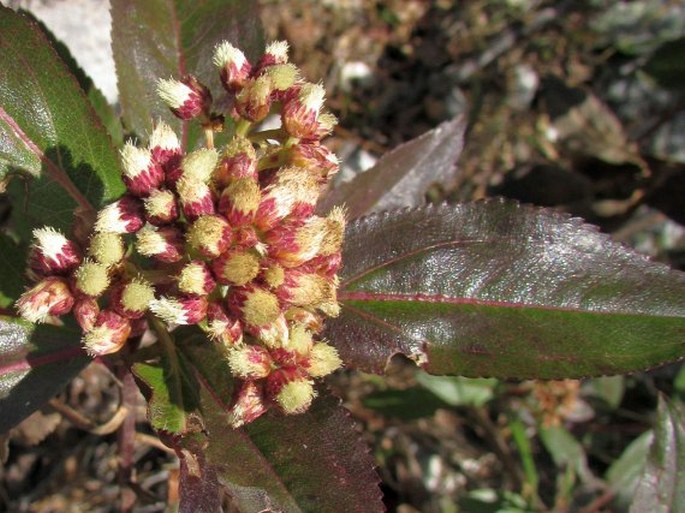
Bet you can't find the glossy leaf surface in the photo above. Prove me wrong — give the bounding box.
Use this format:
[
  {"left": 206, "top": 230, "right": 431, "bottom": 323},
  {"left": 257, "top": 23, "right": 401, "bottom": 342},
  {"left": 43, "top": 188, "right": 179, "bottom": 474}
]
[
  {"left": 325, "top": 201, "right": 685, "bottom": 378},
  {"left": 161, "top": 330, "right": 384, "bottom": 513},
  {"left": 631, "top": 397, "right": 685, "bottom": 513},
  {"left": 319, "top": 115, "right": 466, "bottom": 219},
  {"left": 0, "top": 316, "right": 89, "bottom": 433},
  {"left": 111, "top": 0, "right": 263, "bottom": 149},
  {"left": 0, "top": 6, "right": 124, "bottom": 232}
]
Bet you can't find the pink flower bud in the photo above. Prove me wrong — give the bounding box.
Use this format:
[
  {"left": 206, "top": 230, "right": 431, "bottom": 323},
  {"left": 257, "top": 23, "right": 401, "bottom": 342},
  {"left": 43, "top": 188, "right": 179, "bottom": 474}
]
[
  {"left": 277, "top": 269, "right": 338, "bottom": 314},
  {"left": 204, "top": 302, "right": 243, "bottom": 346},
  {"left": 82, "top": 310, "right": 131, "bottom": 356},
  {"left": 88, "top": 232, "right": 125, "bottom": 268},
  {"left": 253, "top": 166, "right": 320, "bottom": 231},
  {"left": 227, "top": 381, "right": 268, "bottom": 428},
  {"left": 135, "top": 224, "right": 184, "bottom": 263},
  {"left": 94, "top": 196, "right": 145, "bottom": 234},
  {"left": 305, "top": 341, "right": 343, "bottom": 377},
  {"left": 288, "top": 142, "right": 339, "bottom": 181},
  {"left": 157, "top": 75, "right": 212, "bottom": 121},
  {"left": 266, "top": 367, "right": 316, "bottom": 415},
  {"left": 148, "top": 121, "right": 181, "bottom": 166},
  {"left": 211, "top": 249, "right": 261, "bottom": 287},
  {"left": 181, "top": 148, "right": 219, "bottom": 183},
  {"left": 110, "top": 279, "right": 156, "bottom": 319},
  {"left": 235, "top": 75, "right": 273, "bottom": 122},
  {"left": 265, "top": 207, "right": 345, "bottom": 267},
  {"left": 285, "top": 307, "right": 324, "bottom": 334},
  {"left": 214, "top": 136, "right": 258, "bottom": 186},
  {"left": 73, "top": 296, "right": 100, "bottom": 332},
  {"left": 186, "top": 215, "right": 232, "bottom": 259},
  {"left": 227, "top": 285, "right": 282, "bottom": 333},
  {"left": 213, "top": 41, "right": 252, "bottom": 92},
  {"left": 281, "top": 83, "right": 325, "bottom": 139},
  {"left": 255, "top": 40, "right": 290, "bottom": 72},
  {"left": 227, "top": 344, "right": 273, "bottom": 380},
  {"left": 218, "top": 178, "right": 261, "bottom": 226},
  {"left": 143, "top": 189, "right": 179, "bottom": 225},
  {"left": 177, "top": 260, "right": 215, "bottom": 296},
  {"left": 247, "top": 313, "right": 289, "bottom": 348},
  {"left": 15, "top": 277, "right": 74, "bottom": 323},
  {"left": 28, "top": 227, "right": 81, "bottom": 276},
  {"left": 176, "top": 177, "right": 216, "bottom": 220},
  {"left": 120, "top": 142, "right": 165, "bottom": 196},
  {"left": 150, "top": 295, "right": 208, "bottom": 325}
]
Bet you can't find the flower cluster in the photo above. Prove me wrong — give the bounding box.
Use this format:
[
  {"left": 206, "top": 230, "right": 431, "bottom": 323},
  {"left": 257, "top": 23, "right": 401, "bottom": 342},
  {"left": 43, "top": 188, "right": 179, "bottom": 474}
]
[{"left": 16, "top": 40, "right": 345, "bottom": 427}]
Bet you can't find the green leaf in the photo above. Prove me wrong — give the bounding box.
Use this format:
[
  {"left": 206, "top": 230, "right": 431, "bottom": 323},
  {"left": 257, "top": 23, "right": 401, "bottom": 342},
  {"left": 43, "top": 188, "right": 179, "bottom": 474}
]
[
  {"left": 416, "top": 371, "right": 496, "bottom": 407},
  {"left": 132, "top": 354, "right": 201, "bottom": 434},
  {"left": 318, "top": 116, "right": 466, "bottom": 219},
  {"left": 167, "top": 330, "right": 383, "bottom": 513},
  {"left": 111, "top": 0, "right": 264, "bottom": 149},
  {"left": 630, "top": 396, "right": 685, "bottom": 513},
  {"left": 606, "top": 430, "right": 652, "bottom": 511},
  {"left": 0, "top": 6, "right": 124, "bottom": 232},
  {"left": 0, "top": 316, "right": 90, "bottom": 433},
  {"left": 362, "top": 386, "right": 449, "bottom": 419},
  {"left": 644, "top": 37, "right": 685, "bottom": 90},
  {"left": 325, "top": 201, "right": 685, "bottom": 378},
  {"left": 0, "top": 234, "right": 26, "bottom": 308}
]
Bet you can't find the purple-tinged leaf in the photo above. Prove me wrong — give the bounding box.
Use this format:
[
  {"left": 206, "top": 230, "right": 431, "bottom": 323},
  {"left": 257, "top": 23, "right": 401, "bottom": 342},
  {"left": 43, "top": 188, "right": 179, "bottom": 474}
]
[
  {"left": 318, "top": 115, "right": 466, "bottom": 219},
  {"left": 111, "top": 0, "right": 263, "bottom": 149},
  {"left": 631, "top": 396, "right": 685, "bottom": 513},
  {"left": 325, "top": 201, "right": 685, "bottom": 378},
  {"left": 0, "top": 316, "right": 89, "bottom": 433},
  {"left": 0, "top": 6, "right": 124, "bottom": 232},
  {"left": 170, "top": 331, "right": 383, "bottom": 513}
]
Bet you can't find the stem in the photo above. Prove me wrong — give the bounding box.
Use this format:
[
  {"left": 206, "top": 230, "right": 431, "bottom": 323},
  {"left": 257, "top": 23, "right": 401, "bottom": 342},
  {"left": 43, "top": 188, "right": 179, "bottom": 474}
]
[
  {"left": 249, "top": 128, "right": 286, "bottom": 143},
  {"left": 235, "top": 119, "right": 252, "bottom": 137},
  {"left": 204, "top": 126, "right": 215, "bottom": 149},
  {"left": 117, "top": 366, "right": 138, "bottom": 513},
  {"left": 257, "top": 149, "right": 290, "bottom": 171}
]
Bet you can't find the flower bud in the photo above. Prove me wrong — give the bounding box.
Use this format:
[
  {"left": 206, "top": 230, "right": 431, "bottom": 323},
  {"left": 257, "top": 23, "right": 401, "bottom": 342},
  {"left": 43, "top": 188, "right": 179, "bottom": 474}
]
[
  {"left": 250, "top": 313, "right": 289, "bottom": 348},
  {"left": 314, "top": 111, "right": 338, "bottom": 139},
  {"left": 88, "top": 232, "right": 125, "bottom": 267},
  {"left": 281, "top": 82, "right": 325, "bottom": 139},
  {"left": 284, "top": 323, "right": 313, "bottom": 356},
  {"left": 150, "top": 295, "right": 208, "bottom": 325},
  {"left": 285, "top": 307, "right": 324, "bottom": 334},
  {"left": 214, "top": 136, "right": 258, "bottom": 185},
  {"left": 266, "top": 368, "right": 316, "bottom": 415},
  {"left": 226, "top": 344, "right": 273, "bottom": 380},
  {"left": 181, "top": 148, "right": 219, "bottom": 183},
  {"left": 94, "top": 195, "right": 145, "bottom": 234},
  {"left": 82, "top": 310, "right": 131, "bottom": 356},
  {"left": 110, "top": 279, "right": 156, "bottom": 319},
  {"left": 213, "top": 41, "right": 252, "bottom": 92},
  {"left": 254, "top": 167, "right": 320, "bottom": 231},
  {"left": 218, "top": 178, "right": 261, "bottom": 226},
  {"left": 277, "top": 270, "right": 337, "bottom": 314},
  {"left": 16, "top": 277, "right": 74, "bottom": 323},
  {"left": 186, "top": 215, "right": 232, "bottom": 259},
  {"left": 74, "top": 259, "right": 110, "bottom": 298},
  {"left": 264, "top": 63, "right": 299, "bottom": 93},
  {"left": 228, "top": 285, "right": 282, "bottom": 332},
  {"left": 28, "top": 227, "right": 81, "bottom": 276},
  {"left": 262, "top": 261, "right": 285, "bottom": 289},
  {"left": 176, "top": 177, "right": 215, "bottom": 220},
  {"left": 211, "top": 249, "right": 261, "bottom": 287},
  {"left": 288, "top": 142, "right": 339, "bottom": 181},
  {"left": 204, "top": 302, "right": 243, "bottom": 346},
  {"left": 227, "top": 381, "right": 267, "bottom": 428},
  {"left": 73, "top": 296, "right": 100, "bottom": 332},
  {"left": 120, "top": 141, "right": 165, "bottom": 196},
  {"left": 255, "top": 40, "right": 290, "bottom": 71},
  {"left": 149, "top": 121, "right": 181, "bottom": 167},
  {"left": 135, "top": 224, "right": 184, "bottom": 263},
  {"left": 177, "top": 260, "right": 215, "bottom": 296},
  {"left": 266, "top": 207, "right": 345, "bottom": 267},
  {"left": 235, "top": 75, "right": 273, "bottom": 122},
  {"left": 306, "top": 342, "right": 342, "bottom": 377},
  {"left": 143, "top": 189, "right": 179, "bottom": 225},
  {"left": 157, "top": 75, "right": 211, "bottom": 120}
]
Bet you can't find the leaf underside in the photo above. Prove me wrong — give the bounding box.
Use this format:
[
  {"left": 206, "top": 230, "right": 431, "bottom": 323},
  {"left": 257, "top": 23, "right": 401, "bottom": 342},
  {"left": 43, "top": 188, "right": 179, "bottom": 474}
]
[{"left": 325, "top": 201, "right": 685, "bottom": 378}]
